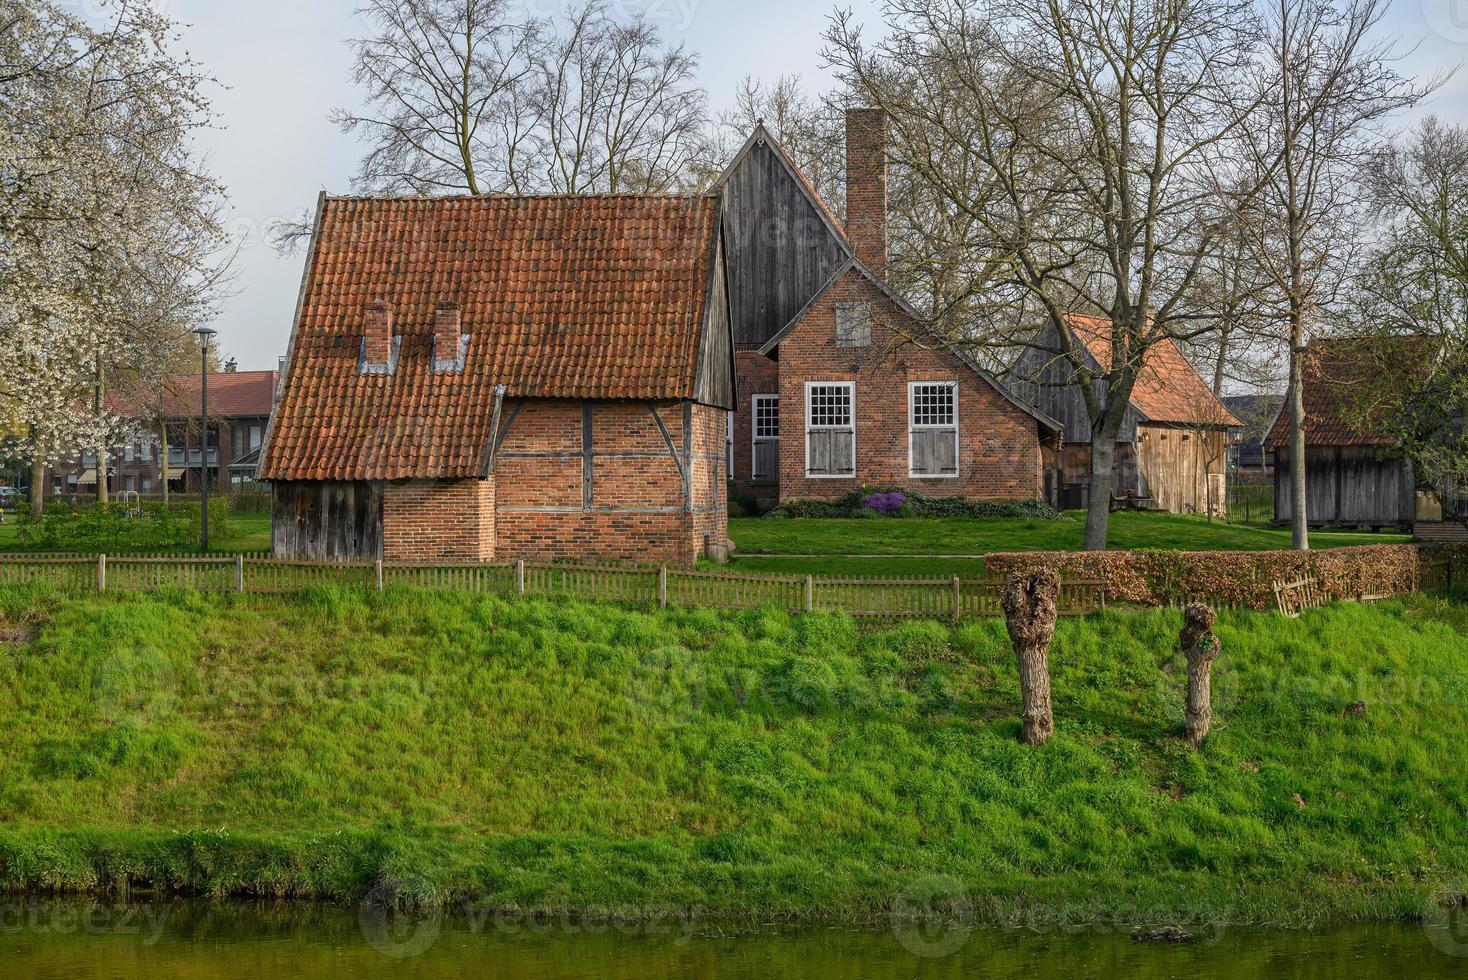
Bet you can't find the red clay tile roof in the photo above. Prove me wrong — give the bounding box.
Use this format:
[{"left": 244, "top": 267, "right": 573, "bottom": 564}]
[
  {"left": 1265, "top": 335, "right": 1436, "bottom": 449},
  {"left": 108, "top": 371, "right": 278, "bottom": 419},
  {"left": 260, "top": 194, "right": 719, "bottom": 482},
  {"left": 1066, "top": 314, "right": 1241, "bottom": 428}
]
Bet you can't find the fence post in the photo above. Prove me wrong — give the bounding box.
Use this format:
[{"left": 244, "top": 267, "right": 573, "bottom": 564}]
[
  {"left": 952, "top": 575, "right": 962, "bottom": 621},
  {"left": 658, "top": 565, "right": 668, "bottom": 608},
  {"left": 375, "top": 559, "right": 384, "bottom": 592},
  {"left": 97, "top": 554, "right": 106, "bottom": 592},
  {"left": 804, "top": 575, "right": 814, "bottom": 614},
  {"left": 516, "top": 559, "right": 526, "bottom": 594},
  {"left": 235, "top": 554, "right": 245, "bottom": 593}
]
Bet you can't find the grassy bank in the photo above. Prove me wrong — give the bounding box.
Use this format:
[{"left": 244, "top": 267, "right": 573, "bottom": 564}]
[{"left": 0, "top": 585, "right": 1465, "bottom": 925}]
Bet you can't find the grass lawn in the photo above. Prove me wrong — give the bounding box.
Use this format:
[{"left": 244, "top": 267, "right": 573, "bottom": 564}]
[
  {"left": 0, "top": 511, "right": 272, "bottom": 554},
  {"left": 0, "top": 584, "right": 1465, "bottom": 925},
  {"left": 725, "top": 512, "right": 1413, "bottom": 577}
]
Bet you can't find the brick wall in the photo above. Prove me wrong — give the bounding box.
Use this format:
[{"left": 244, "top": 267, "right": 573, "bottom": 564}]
[
  {"left": 844, "top": 108, "right": 888, "bottom": 277},
  {"left": 493, "top": 399, "right": 727, "bottom": 566},
  {"left": 730, "top": 349, "right": 780, "bottom": 507},
  {"left": 774, "top": 270, "right": 1044, "bottom": 502},
  {"left": 383, "top": 478, "right": 495, "bottom": 563}
]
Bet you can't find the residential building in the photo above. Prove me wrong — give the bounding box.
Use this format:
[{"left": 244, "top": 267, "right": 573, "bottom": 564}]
[
  {"left": 50, "top": 366, "right": 278, "bottom": 497},
  {"left": 725, "top": 109, "right": 1062, "bottom": 510}
]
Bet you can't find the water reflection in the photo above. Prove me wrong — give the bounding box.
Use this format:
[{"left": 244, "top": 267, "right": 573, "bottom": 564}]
[{"left": 1, "top": 897, "right": 1465, "bottom": 978}]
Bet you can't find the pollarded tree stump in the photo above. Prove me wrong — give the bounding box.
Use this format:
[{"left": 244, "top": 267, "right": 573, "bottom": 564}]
[
  {"left": 1002, "top": 570, "right": 1060, "bottom": 745},
  {"left": 1180, "top": 603, "right": 1221, "bottom": 748}
]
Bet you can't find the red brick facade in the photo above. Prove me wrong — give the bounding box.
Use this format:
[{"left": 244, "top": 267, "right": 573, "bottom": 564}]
[
  {"left": 730, "top": 349, "right": 780, "bottom": 507},
  {"left": 735, "top": 270, "right": 1047, "bottom": 504},
  {"left": 383, "top": 478, "right": 495, "bottom": 563},
  {"left": 377, "top": 399, "right": 728, "bottom": 566},
  {"left": 844, "top": 108, "right": 889, "bottom": 278}
]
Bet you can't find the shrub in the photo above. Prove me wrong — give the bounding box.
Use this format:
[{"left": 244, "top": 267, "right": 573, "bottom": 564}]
[
  {"left": 14, "top": 499, "right": 230, "bottom": 551},
  {"left": 766, "top": 489, "right": 1064, "bottom": 521}
]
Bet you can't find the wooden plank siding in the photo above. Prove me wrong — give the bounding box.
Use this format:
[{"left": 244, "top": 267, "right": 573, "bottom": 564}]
[
  {"left": 718, "top": 138, "right": 850, "bottom": 349},
  {"left": 1275, "top": 445, "right": 1416, "bottom": 527},
  {"left": 271, "top": 480, "right": 383, "bottom": 561}
]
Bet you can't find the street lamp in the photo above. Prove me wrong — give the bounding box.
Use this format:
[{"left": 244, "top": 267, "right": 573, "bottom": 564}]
[{"left": 192, "top": 326, "right": 217, "bottom": 553}]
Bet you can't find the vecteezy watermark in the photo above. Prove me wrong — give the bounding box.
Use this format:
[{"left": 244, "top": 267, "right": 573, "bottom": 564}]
[
  {"left": 358, "top": 881, "right": 444, "bottom": 960},
  {"left": 1423, "top": 879, "right": 1468, "bottom": 958},
  {"left": 1425, "top": 0, "right": 1468, "bottom": 44},
  {"left": 93, "top": 647, "right": 177, "bottom": 724},
  {"left": 889, "top": 875, "right": 974, "bottom": 958},
  {"left": 358, "top": 890, "right": 702, "bottom": 960},
  {"left": 0, "top": 898, "right": 173, "bottom": 945}
]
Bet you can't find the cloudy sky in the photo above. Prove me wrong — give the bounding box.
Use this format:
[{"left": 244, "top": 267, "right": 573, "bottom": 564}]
[{"left": 155, "top": 0, "right": 1467, "bottom": 370}]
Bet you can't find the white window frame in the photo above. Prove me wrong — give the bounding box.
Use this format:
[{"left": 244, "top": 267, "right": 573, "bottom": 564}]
[
  {"left": 751, "top": 394, "right": 779, "bottom": 479},
  {"left": 804, "top": 381, "right": 856, "bottom": 479},
  {"left": 907, "top": 380, "right": 960, "bottom": 479}
]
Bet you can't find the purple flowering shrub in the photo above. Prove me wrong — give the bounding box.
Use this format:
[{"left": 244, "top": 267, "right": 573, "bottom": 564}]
[{"left": 862, "top": 491, "right": 907, "bottom": 515}]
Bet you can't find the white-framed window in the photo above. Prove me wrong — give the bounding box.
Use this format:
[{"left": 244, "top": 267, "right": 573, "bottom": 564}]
[
  {"left": 751, "top": 394, "right": 779, "bottom": 480},
  {"left": 908, "top": 381, "right": 959, "bottom": 478},
  {"left": 805, "top": 382, "right": 855, "bottom": 478}
]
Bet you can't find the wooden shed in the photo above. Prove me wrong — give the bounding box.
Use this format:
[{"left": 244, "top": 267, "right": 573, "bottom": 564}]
[
  {"left": 1266, "top": 337, "right": 1426, "bottom": 531},
  {"left": 1011, "top": 315, "right": 1241, "bottom": 515}
]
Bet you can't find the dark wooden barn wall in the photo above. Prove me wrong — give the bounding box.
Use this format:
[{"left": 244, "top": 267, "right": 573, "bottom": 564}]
[
  {"left": 272, "top": 480, "right": 384, "bottom": 559},
  {"left": 694, "top": 235, "right": 736, "bottom": 410},
  {"left": 1274, "top": 446, "right": 1415, "bottom": 526},
  {"left": 720, "top": 140, "right": 849, "bottom": 348},
  {"left": 1009, "top": 321, "right": 1143, "bottom": 445}
]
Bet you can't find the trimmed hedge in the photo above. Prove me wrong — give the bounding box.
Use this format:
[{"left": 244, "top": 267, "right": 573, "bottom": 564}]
[
  {"left": 984, "top": 543, "right": 1464, "bottom": 610},
  {"left": 767, "top": 490, "right": 1064, "bottom": 521}
]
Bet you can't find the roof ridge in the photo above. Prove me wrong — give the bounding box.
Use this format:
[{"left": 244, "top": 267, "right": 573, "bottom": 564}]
[{"left": 324, "top": 192, "right": 715, "bottom": 204}]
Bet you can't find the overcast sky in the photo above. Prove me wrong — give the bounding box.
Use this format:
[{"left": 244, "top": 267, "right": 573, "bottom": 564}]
[{"left": 155, "top": 0, "right": 1467, "bottom": 370}]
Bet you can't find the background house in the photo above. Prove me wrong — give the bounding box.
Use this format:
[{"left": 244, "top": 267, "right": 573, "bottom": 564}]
[
  {"left": 50, "top": 364, "right": 278, "bottom": 497},
  {"left": 725, "top": 110, "right": 1061, "bottom": 509},
  {"left": 260, "top": 195, "right": 732, "bottom": 566},
  {"left": 1011, "top": 316, "right": 1241, "bottom": 515},
  {"left": 1223, "top": 393, "right": 1281, "bottom": 475},
  {"left": 1266, "top": 336, "right": 1463, "bottom": 537}
]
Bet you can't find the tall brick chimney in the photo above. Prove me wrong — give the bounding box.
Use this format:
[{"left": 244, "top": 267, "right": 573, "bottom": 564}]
[
  {"left": 433, "top": 302, "right": 461, "bottom": 361},
  {"left": 364, "top": 298, "right": 393, "bottom": 365},
  {"left": 845, "top": 107, "right": 889, "bottom": 278}
]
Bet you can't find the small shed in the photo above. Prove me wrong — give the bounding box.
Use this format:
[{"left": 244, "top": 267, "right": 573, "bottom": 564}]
[
  {"left": 1265, "top": 338, "right": 1419, "bottom": 530},
  {"left": 1012, "top": 315, "right": 1241, "bottom": 515}
]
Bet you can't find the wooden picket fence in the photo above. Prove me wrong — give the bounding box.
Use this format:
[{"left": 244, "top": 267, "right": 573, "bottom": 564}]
[{"left": 0, "top": 553, "right": 1108, "bottom": 619}]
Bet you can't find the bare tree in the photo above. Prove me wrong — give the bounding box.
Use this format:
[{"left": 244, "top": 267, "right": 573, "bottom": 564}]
[
  {"left": 526, "top": 1, "right": 706, "bottom": 194},
  {"left": 1225, "top": 0, "right": 1433, "bottom": 551},
  {"left": 1002, "top": 570, "right": 1060, "bottom": 745},
  {"left": 1180, "top": 603, "right": 1220, "bottom": 748},
  {"left": 333, "top": 0, "right": 544, "bottom": 195},
  {"left": 825, "top": 0, "right": 1260, "bottom": 551}
]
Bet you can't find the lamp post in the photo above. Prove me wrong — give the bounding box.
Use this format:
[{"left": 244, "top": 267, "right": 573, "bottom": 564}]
[{"left": 192, "top": 326, "right": 217, "bottom": 552}]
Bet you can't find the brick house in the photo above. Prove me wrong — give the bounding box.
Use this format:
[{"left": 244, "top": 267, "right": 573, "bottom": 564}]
[
  {"left": 259, "top": 195, "right": 733, "bottom": 566},
  {"left": 50, "top": 366, "right": 277, "bottom": 497},
  {"left": 724, "top": 109, "right": 1062, "bottom": 508}
]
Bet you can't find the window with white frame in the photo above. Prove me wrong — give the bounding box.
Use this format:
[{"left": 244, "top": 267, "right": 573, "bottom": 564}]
[
  {"left": 805, "top": 383, "right": 855, "bottom": 477},
  {"left": 909, "top": 381, "right": 959, "bottom": 477},
  {"left": 751, "top": 395, "right": 779, "bottom": 480}
]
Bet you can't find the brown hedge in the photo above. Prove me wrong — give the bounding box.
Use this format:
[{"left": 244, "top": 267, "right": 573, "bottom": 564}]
[{"left": 983, "top": 543, "right": 1468, "bottom": 610}]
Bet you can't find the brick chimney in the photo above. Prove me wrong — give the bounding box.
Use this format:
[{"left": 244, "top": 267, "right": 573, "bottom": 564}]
[
  {"left": 433, "top": 302, "right": 461, "bottom": 363},
  {"left": 364, "top": 298, "right": 393, "bottom": 365},
  {"left": 845, "top": 107, "right": 889, "bottom": 278}
]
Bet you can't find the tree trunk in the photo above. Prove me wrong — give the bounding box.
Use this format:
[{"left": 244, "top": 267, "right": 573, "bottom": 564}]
[
  {"left": 159, "top": 416, "right": 170, "bottom": 505},
  {"left": 1180, "top": 603, "right": 1221, "bottom": 748},
  {"left": 1083, "top": 437, "right": 1116, "bottom": 552},
  {"left": 28, "top": 458, "right": 46, "bottom": 518},
  {"left": 1002, "top": 570, "right": 1061, "bottom": 745},
  {"left": 94, "top": 359, "right": 108, "bottom": 505},
  {"left": 1288, "top": 326, "right": 1309, "bottom": 551}
]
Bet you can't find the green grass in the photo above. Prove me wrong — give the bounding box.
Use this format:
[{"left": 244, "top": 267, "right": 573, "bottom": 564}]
[
  {"left": 0, "top": 584, "right": 1465, "bottom": 925},
  {"left": 725, "top": 512, "right": 1412, "bottom": 576},
  {"left": 0, "top": 512, "right": 272, "bottom": 554}
]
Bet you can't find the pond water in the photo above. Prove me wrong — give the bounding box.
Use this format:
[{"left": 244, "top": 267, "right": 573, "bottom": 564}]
[{"left": 3, "top": 898, "right": 1468, "bottom": 978}]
